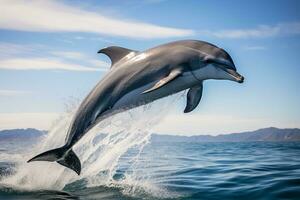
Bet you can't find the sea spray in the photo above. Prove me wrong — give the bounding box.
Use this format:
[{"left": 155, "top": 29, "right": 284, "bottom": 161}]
[
  {"left": 1, "top": 92, "right": 185, "bottom": 196},
  {"left": 1, "top": 112, "right": 74, "bottom": 189}
]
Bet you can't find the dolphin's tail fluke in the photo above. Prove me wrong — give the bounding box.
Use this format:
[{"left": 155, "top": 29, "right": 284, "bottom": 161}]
[{"left": 27, "top": 147, "right": 81, "bottom": 175}]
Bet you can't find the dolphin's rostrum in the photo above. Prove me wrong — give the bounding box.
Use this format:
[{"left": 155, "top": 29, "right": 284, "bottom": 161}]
[{"left": 28, "top": 40, "right": 244, "bottom": 175}]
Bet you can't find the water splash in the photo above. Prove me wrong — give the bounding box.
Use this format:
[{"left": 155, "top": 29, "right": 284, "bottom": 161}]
[{"left": 1, "top": 92, "right": 185, "bottom": 197}]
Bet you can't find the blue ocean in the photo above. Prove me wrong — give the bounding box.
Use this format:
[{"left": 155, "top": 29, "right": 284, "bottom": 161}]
[
  {"left": 0, "top": 137, "right": 300, "bottom": 200},
  {"left": 0, "top": 103, "right": 299, "bottom": 200}
]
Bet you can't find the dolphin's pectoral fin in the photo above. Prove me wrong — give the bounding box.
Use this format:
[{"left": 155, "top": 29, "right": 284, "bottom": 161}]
[
  {"left": 98, "top": 46, "right": 138, "bottom": 67},
  {"left": 184, "top": 83, "right": 203, "bottom": 113},
  {"left": 142, "top": 69, "right": 182, "bottom": 94}
]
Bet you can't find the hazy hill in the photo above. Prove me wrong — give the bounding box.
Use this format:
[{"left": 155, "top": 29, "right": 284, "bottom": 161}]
[
  {"left": 0, "top": 128, "right": 46, "bottom": 141},
  {"left": 151, "top": 127, "right": 300, "bottom": 142},
  {"left": 1, "top": 127, "right": 300, "bottom": 142}
]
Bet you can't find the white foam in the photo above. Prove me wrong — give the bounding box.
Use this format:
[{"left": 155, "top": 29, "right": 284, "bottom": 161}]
[{"left": 0, "top": 92, "right": 184, "bottom": 197}]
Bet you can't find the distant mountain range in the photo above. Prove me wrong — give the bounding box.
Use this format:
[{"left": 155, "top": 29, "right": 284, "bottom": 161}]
[
  {"left": 0, "top": 127, "right": 300, "bottom": 142},
  {"left": 0, "top": 128, "right": 46, "bottom": 141},
  {"left": 151, "top": 127, "right": 300, "bottom": 142}
]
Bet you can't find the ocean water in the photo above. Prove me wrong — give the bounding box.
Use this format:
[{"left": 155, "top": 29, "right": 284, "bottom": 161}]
[
  {"left": 1, "top": 139, "right": 300, "bottom": 199},
  {"left": 0, "top": 95, "right": 300, "bottom": 200}
]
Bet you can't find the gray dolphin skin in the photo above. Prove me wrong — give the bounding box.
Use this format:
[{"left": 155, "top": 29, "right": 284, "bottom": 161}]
[{"left": 28, "top": 40, "right": 244, "bottom": 175}]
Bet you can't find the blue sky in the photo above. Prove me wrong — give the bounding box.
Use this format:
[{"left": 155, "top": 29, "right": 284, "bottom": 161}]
[{"left": 0, "top": 0, "right": 299, "bottom": 135}]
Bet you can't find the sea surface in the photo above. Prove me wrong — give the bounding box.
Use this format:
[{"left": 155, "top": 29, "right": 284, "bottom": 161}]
[
  {"left": 0, "top": 96, "right": 299, "bottom": 200},
  {"left": 0, "top": 138, "right": 300, "bottom": 200}
]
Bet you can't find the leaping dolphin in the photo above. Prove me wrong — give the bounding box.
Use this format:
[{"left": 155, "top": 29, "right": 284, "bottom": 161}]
[{"left": 28, "top": 40, "right": 244, "bottom": 175}]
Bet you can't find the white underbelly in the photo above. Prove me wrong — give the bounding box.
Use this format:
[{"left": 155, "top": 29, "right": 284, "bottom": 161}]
[{"left": 112, "top": 71, "right": 201, "bottom": 111}]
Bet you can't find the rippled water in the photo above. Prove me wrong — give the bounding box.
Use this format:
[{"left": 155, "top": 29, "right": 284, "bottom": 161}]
[{"left": 1, "top": 139, "right": 300, "bottom": 200}]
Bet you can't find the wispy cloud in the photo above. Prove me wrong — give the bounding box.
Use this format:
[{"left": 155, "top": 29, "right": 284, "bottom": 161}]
[
  {"left": 243, "top": 46, "right": 266, "bottom": 51},
  {"left": 0, "top": 89, "right": 31, "bottom": 97},
  {"left": 72, "top": 35, "right": 114, "bottom": 44},
  {"left": 50, "top": 51, "right": 110, "bottom": 69},
  {"left": 0, "top": 0, "right": 193, "bottom": 39},
  {"left": 0, "top": 58, "right": 104, "bottom": 71},
  {"left": 0, "top": 42, "right": 45, "bottom": 57},
  {"left": 201, "top": 22, "right": 300, "bottom": 39},
  {"left": 50, "top": 51, "right": 87, "bottom": 60},
  {"left": 0, "top": 42, "right": 110, "bottom": 71},
  {"left": 88, "top": 59, "right": 110, "bottom": 68}
]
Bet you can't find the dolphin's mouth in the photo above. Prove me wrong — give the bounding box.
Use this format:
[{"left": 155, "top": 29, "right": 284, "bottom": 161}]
[{"left": 224, "top": 68, "right": 244, "bottom": 83}]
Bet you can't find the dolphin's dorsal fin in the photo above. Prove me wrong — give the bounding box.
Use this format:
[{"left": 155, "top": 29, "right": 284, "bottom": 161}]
[
  {"left": 142, "top": 68, "right": 182, "bottom": 94},
  {"left": 98, "top": 46, "right": 137, "bottom": 67},
  {"left": 184, "top": 83, "right": 203, "bottom": 113}
]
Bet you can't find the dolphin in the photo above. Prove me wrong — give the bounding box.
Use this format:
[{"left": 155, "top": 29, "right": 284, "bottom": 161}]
[{"left": 28, "top": 40, "right": 244, "bottom": 175}]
